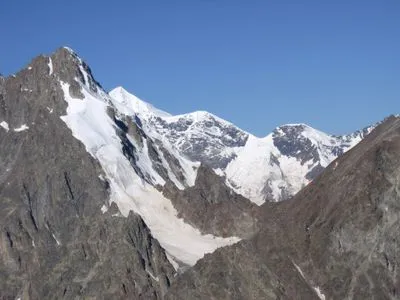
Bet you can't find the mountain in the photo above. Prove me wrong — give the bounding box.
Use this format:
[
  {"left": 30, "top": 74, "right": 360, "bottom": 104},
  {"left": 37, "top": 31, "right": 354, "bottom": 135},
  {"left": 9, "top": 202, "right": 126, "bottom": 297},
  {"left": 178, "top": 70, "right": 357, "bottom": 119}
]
[
  {"left": 109, "top": 86, "right": 374, "bottom": 204},
  {"left": 0, "top": 47, "right": 384, "bottom": 299},
  {"left": 166, "top": 115, "right": 400, "bottom": 299},
  {"left": 0, "top": 49, "right": 175, "bottom": 299},
  {"left": 0, "top": 47, "right": 252, "bottom": 298}
]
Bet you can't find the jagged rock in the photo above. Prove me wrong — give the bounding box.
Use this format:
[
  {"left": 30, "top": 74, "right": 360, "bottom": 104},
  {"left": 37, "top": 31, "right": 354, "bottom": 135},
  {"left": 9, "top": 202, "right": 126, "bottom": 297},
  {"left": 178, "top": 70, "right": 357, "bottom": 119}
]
[{"left": 163, "top": 165, "right": 259, "bottom": 238}]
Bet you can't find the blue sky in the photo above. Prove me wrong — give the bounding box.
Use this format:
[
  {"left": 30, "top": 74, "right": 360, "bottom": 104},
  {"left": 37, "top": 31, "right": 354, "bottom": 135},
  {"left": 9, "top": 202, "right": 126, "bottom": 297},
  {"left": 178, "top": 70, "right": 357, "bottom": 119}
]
[{"left": 1, "top": 1, "right": 399, "bottom": 136}]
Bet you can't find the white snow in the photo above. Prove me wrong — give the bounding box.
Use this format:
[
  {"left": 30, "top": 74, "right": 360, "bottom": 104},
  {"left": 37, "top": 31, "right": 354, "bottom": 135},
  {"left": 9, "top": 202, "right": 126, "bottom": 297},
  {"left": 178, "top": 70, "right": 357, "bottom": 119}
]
[
  {"left": 52, "top": 233, "right": 61, "bottom": 246},
  {"left": 109, "top": 86, "right": 171, "bottom": 118},
  {"left": 166, "top": 253, "right": 180, "bottom": 271},
  {"left": 293, "top": 261, "right": 306, "bottom": 279},
  {"left": 109, "top": 87, "right": 199, "bottom": 188},
  {"left": 0, "top": 121, "right": 9, "bottom": 132},
  {"left": 224, "top": 134, "right": 312, "bottom": 204},
  {"left": 333, "top": 161, "right": 339, "bottom": 170},
  {"left": 61, "top": 81, "right": 239, "bottom": 267},
  {"left": 146, "top": 270, "right": 160, "bottom": 282},
  {"left": 48, "top": 57, "right": 53, "bottom": 75},
  {"left": 313, "top": 287, "right": 326, "bottom": 300},
  {"left": 100, "top": 204, "right": 108, "bottom": 213},
  {"left": 13, "top": 124, "right": 29, "bottom": 132},
  {"left": 293, "top": 261, "right": 325, "bottom": 300},
  {"left": 63, "top": 46, "right": 75, "bottom": 53}
]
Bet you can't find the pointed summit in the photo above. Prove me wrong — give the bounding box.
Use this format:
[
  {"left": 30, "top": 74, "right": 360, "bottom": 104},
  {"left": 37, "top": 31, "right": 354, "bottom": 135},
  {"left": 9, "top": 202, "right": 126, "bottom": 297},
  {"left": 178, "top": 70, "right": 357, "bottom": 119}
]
[
  {"left": 109, "top": 86, "right": 171, "bottom": 118},
  {"left": 48, "top": 46, "right": 104, "bottom": 96}
]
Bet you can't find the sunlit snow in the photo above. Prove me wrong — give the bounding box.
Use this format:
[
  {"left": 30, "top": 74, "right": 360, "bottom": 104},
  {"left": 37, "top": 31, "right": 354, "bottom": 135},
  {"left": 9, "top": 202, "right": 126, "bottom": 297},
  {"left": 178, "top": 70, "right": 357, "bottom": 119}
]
[
  {"left": 0, "top": 121, "right": 9, "bottom": 132},
  {"left": 13, "top": 124, "right": 29, "bottom": 132},
  {"left": 48, "top": 57, "right": 53, "bottom": 75},
  {"left": 60, "top": 80, "right": 239, "bottom": 267}
]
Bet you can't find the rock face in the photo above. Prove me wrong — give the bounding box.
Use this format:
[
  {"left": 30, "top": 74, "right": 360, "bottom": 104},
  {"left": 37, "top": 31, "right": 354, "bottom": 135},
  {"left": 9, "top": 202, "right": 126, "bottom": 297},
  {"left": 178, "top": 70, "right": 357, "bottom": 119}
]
[
  {"left": 162, "top": 165, "right": 260, "bottom": 238},
  {"left": 166, "top": 116, "right": 400, "bottom": 299},
  {"left": 0, "top": 48, "right": 174, "bottom": 299}
]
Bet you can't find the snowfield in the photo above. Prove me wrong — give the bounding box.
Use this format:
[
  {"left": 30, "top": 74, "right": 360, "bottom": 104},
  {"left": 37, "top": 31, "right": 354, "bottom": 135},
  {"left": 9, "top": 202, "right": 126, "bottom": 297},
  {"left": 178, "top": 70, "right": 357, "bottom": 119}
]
[{"left": 60, "top": 78, "right": 239, "bottom": 267}]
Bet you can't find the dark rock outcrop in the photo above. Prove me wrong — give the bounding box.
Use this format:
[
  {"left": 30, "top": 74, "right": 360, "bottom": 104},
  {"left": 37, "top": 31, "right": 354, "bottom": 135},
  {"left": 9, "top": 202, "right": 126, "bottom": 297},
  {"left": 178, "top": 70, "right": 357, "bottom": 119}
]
[{"left": 163, "top": 165, "right": 259, "bottom": 238}]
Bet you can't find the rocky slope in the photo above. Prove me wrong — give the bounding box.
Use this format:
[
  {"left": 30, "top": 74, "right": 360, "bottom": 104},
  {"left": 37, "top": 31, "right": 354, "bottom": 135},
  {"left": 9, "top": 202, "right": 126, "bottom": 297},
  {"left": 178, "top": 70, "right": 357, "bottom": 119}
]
[{"left": 166, "top": 115, "right": 400, "bottom": 299}]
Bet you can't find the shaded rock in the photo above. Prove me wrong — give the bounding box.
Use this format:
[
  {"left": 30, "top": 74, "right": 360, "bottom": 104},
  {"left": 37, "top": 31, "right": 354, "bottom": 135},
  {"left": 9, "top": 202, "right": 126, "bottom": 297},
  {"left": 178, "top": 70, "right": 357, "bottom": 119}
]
[{"left": 163, "top": 165, "right": 259, "bottom": 238}]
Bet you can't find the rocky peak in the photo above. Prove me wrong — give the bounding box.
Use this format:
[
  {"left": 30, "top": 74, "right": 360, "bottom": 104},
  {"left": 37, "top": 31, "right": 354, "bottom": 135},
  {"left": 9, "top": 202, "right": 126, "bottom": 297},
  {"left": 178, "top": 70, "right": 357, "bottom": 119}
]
[
  {"left": 272, "top": 124, "right": 321, "bottom": 165},
  {"left": 50, "top": 47, "right": 103, "bottom": 97}
]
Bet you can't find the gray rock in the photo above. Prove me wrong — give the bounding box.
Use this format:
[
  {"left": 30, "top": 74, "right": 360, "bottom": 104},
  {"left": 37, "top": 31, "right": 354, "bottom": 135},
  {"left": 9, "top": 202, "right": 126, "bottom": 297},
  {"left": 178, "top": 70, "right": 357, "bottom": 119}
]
[
  {"left": 162, "top": 165, "right": 259, "bottom": 238},
  {"left": 0, "top": 48, "right": 175, "bottom": 299}
]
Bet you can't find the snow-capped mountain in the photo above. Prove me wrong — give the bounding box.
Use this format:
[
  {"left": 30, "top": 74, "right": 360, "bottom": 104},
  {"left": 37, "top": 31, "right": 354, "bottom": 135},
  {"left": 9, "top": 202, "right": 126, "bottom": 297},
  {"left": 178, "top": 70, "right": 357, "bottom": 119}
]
[
  {"left": 57, "top": 48, "right": 239, "bottom": 267},
  {"left": 109, "top": 87, "right": 374, "bottom": 205},
  {"left": 0, "top": 47, "right": 386, "bottom": 299}
]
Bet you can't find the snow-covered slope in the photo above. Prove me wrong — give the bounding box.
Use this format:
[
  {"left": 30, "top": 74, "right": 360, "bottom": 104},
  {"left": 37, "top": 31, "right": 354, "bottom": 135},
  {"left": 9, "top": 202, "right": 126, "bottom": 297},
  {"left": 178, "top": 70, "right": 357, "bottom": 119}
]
[
  {"left": 59, "top": 50, "right": 239, "bottom": 268},
  {"left": 109, "top": 87, "right": 374, "bottom": 204}
]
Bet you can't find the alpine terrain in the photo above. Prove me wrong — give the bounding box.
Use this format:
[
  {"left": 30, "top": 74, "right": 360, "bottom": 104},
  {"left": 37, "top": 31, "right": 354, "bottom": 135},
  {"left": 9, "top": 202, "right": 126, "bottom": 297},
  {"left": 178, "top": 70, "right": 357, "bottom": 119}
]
[{"left": 0, "top": 48, "right": 395, "bottom": 300}]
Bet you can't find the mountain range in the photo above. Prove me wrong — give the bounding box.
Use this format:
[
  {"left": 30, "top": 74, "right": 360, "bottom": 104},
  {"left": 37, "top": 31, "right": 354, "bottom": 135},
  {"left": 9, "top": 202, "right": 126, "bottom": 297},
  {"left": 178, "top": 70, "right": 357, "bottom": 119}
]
[{"left": 0, "top": 47, "right": 397, "bottom": 299}]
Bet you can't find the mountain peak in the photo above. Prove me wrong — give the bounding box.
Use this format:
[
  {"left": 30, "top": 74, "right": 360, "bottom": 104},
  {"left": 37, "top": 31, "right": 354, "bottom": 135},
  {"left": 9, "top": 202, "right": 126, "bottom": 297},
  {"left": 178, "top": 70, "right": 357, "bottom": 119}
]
[
  {"left": 62, "top": 46, "right": 76, "bottom": 54},
  {"left": 109, "top": 86, "right": 171, "bottom": 118},
  {"left": 48, "top": 47, "right": 104, "bottom": 96}
]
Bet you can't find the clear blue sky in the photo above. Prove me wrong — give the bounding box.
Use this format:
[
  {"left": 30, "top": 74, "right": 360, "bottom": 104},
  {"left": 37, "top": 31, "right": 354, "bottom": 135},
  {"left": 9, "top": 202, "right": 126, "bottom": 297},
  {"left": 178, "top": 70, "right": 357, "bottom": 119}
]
[{"left": 1, "top": 1, "right": 399, "bottom": 136}]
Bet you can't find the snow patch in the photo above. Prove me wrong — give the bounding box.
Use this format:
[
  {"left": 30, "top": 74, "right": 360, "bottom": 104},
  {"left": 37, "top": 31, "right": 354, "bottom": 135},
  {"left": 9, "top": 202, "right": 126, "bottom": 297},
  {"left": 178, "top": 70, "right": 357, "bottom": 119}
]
[
  {"left": 166, "top": 253, "right": 180, "bottom": 271},
  {"left": 100, "top": 204, "right": 108, "bottom": 213},
  {"left": 293, "top": 261, "right": 306, "bottom": 280},
  {"left": 0, "top": 121, "right": 9, "bottom": 132},
  {"left": 313, "top": 286, "right": 326, "bottom": 300},
  {"left": 293, "top": 261, "right": 325, "bottom": 300},
  {"left": 13, "top": 124, "right": 29, "bottom": 132},
  {"left": 48, "top": 57, "right": 53, "bottom": 75},
  {"left": 52, "top": 233, "right": 61, "bottom": 246},
  {"left": 146, "top": 269, "right": 160, "bottom": 282},
  {"left": 63, "top": 46, "right": 75, "bottom": 54}
]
